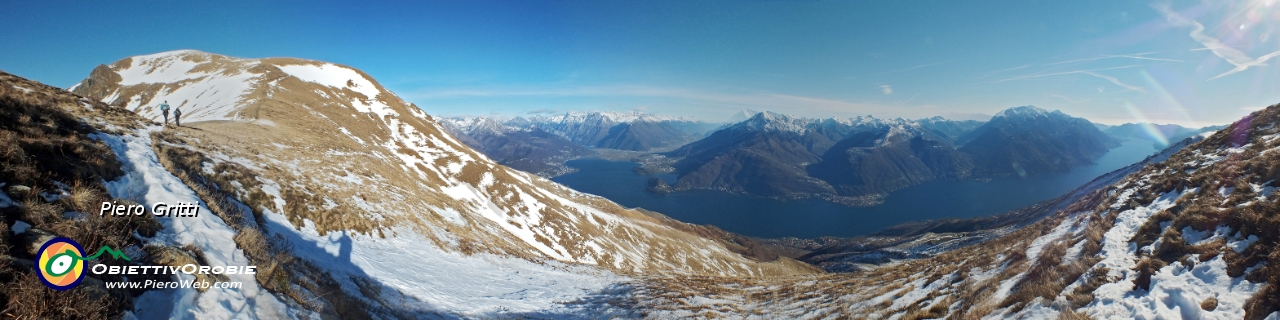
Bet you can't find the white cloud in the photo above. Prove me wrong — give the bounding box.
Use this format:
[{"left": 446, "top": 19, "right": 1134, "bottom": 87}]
[{"left": 880, "top": 85, "right": 893, "bottom": 95}]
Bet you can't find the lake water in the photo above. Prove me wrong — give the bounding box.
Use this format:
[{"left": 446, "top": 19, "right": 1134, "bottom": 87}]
[{"left": 552, "top": 140, "right": 1157, "bottom": 238}]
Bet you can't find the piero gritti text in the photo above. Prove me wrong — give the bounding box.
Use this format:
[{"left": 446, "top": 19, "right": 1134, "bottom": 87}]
[{"left": 100, "top": 201, "right": 201, "bottom": 217}]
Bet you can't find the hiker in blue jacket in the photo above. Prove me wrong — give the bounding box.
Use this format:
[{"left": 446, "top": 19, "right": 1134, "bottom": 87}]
[{"left": 159, "top": 101, "right": 171, "bottom": 125}]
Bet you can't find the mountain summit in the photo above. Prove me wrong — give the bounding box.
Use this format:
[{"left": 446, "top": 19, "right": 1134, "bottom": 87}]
[
  {"left": 69, "top": 50, "right": 816, "bottom": 317},
  {"left": 960, "top": 105, "right": 1119, "bottom": 177},
  {"left": 660, "top": 107, "right": 1119, "bottom": 204},
  {"left": 991, "top": 105, "right": 1053, "bottom": 119}
]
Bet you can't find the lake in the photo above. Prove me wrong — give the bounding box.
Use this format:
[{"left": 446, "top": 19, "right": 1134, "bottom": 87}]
[{"left": 552, "top": 140, "right": 1157, "bottom": 238}]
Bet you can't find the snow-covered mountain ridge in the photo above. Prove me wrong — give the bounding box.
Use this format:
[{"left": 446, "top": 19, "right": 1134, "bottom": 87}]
[
  {"left": 613, "top": 104, "right": 1280, "bottom": 319},
  {"left": 68, "top": 50, "right": 818, "bottom": 317},
  {"left": 27, "top": 49, "right": 1276, "bottom": 318},
  {"left": 529, "top": 110, "right": 689, "bottom": 123},
  {"left": 446, "top": 110, "right": 720, "bottom": 152}
]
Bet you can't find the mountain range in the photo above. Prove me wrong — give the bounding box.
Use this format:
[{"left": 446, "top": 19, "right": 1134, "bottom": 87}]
[
  {"left": 1100, "top": 122, "right": 1226, "bottom": 150},
  {"left": 2, "top": 50, "right": 816, "bottom": 319},
  {"left": 440, "top": 107, "right": 1220, "bottom": 209},
  {"left": 2, "top": 50, "right": 1275, "bottom": 318},
  {"left": 440, "top": 112, "right": 719, "bottom": 176},
  {"left": 660, "top": 106, "right": 1120, "bottom": 204},
  {"left": 438, "top": 117, "right": 592, "bottom": 177},
  {"left": 631, "top": 108, "right": 1280, "bottom": 317}
]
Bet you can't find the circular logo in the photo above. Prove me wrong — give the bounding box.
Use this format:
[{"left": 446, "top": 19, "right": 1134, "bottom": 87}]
[{"left": 34, "top": 237, "right": 87, "bottom": 290}]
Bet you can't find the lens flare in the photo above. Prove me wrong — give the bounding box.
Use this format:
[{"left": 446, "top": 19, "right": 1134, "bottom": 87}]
[
  {"left": 1121, "top": 101, "right": 1171, "bottom": 146},
  {"left": 1139, "top": 69, "right": 1197, "bottom": 126}
]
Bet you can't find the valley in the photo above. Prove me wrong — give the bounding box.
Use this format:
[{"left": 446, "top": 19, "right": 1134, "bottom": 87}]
[
  {"left": 8, "top": 0, "right": 1280, "bottom": 318},
  {"left": 0, "top": 48, "right": 1273, "bottom": 319},
  {"left": 451, "top": 107, "right": 1198, "bottom": 211},
  {"left": 554, "top": 138, "right": 1156, "bottom": 238}
]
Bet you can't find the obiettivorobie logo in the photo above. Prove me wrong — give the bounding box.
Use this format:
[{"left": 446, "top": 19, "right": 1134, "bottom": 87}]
[
  {"left": 34, "top": 237, "right": 130, "bottom": 290},
  {"left": 36, "top": 237, "right": 256, "bottom": 291}
]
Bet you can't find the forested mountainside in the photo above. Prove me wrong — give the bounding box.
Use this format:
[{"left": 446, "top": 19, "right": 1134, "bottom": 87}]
[
  {"left": 600, "top": 103, "right": 1280, "bottom": 319},
  {"left": 663, "top": 107, "right": 1117, "bottom": 205}
]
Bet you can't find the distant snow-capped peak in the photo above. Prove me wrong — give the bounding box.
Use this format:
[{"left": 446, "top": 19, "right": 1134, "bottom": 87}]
[
  {"left": 729, "top": 111, "right": 918, "bottom": 135},
  {"left": 440, "top": 116, "right": 524, "bottom": 135},
  {"left": 738, "top": 111, "right": 810, "bottom": 134},
  {"left": 992, "top": 105, "right": 1055, "bottom": 120},
  {"left": 531, "top": 110, "right": 685, "bottom": 124}
]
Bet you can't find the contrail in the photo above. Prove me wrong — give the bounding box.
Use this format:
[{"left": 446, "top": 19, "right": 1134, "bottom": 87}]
[
  {"left": 994, "top": 65, "right": 1143, "bottom": 82},
  {"left": 1048, "top": 52, "right": 1182, "bottom": 65},
  {"left": 1081, "top": 71, "right": 1148, "bottom": 94},
  {"left": 1154, "top": 3, "right": 1280, "bottom": 80}
]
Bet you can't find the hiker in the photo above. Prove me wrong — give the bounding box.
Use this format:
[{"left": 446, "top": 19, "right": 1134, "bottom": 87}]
[
  {"left": 159, "top": 101, "right": 171, "bottom": 125},
  {"left": 174, "top": 107, "right": 183, "bottom": 127}
]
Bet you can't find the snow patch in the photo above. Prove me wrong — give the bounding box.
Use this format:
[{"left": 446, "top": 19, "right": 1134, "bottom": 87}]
[
  {"left": 259, "top": 209, "right": 622, "bottom": 317},
  {"left": 1081, "top": 255, "right": 1261, "bottom": 319},
  {"left": 277, "top": 64, "right": 379, "bottom": 101},
  {"left": 93, "top": 128, "right": 290, "bottom": 319},
  {"left": 1182, "top": 225, "right": 1230, "bottom": 245},
  {"left": 1228, "top": 235, "right": 1259, "bottom": 253},
  {"left": 992, "top": 215, "right": 1080, "bottom": 302},
  {"left": 114, "top": 67, "right": 259, "bottom": 123},
  {"left": 116, "top": 51, "right": 206, "bottom": 85},
  {"left": 11, "top": 220, "right": 30, "bottom": 234}
]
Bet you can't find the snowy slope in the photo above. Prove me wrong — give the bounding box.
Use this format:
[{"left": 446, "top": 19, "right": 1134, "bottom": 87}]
[
  {"left": 96, "top": 127, "right": 292, "bottom": 319},
  {"left": 74, "top": 50, "right": 817, "bottom": 317},
  {"left": 612, "top": 106, "right": 1280, "bottom": 319},
  {"left": 94, "top": 51, "right": 262, "bottom": 123}
]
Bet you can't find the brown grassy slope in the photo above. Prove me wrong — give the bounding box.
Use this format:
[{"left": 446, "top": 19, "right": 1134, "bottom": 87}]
[
  {"left": 626, "top": 103, "right": 1280, "bottom": 319},
  {"left": 1116, "top": 106, "right": 1280, "bottom": 319},
  {"left": 0, "top": 70, "right": 167, "bottom": 319},
  {"left": 73, "top": 50, "right": 820, "bottom": 278},
  {"left": 149, "top": 129, "right": 418, "bottom": 318}
]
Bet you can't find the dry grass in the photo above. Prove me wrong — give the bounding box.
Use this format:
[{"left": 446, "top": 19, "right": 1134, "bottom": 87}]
[
  {"left": 151, "top": 129, "right": 398, "bottom": 318},
  {"left": 617, "top": 104, "right": 1280, "bottom": 318},
  {"left": 0, "top": 70, "right": 168, "bottom": 318},
  {"left": 60, "top": 181, "right": 101, "bottom": 214},
  {"left": 130, "top": 67, "right": 821, "bottom": 278},
  {"left": 46, "top": 203, "right": 161, "bottom": 258},
  {"left": 144, "top": 245, "right": 224, "bottom": 292},
  {"left": 53, "top": 49, "right": 1280, "bottom": 318},
  {"left": 0, "top": 266, "right": 117, "bottom": 320},
  {"left": 1058, "top": 307, "right": 1093, "bottom": 320}
]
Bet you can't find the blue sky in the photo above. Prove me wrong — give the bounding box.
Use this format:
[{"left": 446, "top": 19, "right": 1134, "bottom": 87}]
[{"left": 3, "top": 0, "right": 1279, "bottom": 126}]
